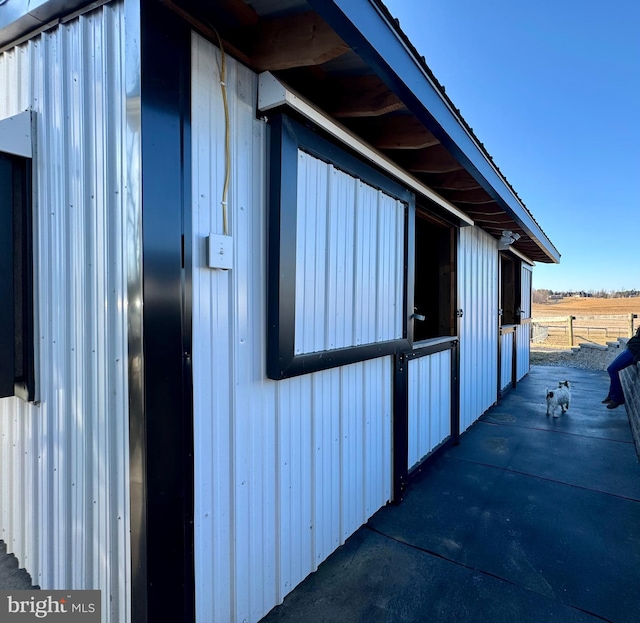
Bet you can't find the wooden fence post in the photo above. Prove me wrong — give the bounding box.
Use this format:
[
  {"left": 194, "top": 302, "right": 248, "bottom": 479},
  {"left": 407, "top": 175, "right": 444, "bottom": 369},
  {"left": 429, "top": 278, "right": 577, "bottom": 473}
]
[
  {"left": 631, "top": 313, "right": 637, "bottom": 337},
  {"left": 568, "top": 315, "right": 574, "bottom": 347}
]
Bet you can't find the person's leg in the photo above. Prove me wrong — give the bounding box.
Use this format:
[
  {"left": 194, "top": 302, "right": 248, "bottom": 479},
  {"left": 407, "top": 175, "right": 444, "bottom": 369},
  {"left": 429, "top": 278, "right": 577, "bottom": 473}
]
[{"left": 606, "top": 348, "right": 635, "bottom": 403}]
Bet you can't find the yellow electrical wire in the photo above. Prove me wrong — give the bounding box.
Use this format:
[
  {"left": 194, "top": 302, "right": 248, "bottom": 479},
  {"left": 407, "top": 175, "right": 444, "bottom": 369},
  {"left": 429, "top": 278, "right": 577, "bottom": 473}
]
[{"left": 213, "top": 28, "right": 231, "bottom": 236}]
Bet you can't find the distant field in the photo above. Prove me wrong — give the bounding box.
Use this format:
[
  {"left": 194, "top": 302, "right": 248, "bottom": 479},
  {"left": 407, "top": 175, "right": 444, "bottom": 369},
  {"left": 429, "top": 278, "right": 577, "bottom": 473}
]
[{"left": 531, "top": 297, "right": 640, "bottom": 349}]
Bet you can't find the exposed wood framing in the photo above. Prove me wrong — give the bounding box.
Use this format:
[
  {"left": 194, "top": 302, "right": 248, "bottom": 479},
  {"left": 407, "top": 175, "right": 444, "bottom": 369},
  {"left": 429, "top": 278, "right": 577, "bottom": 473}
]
[
  {"left": 422, "top": 170, "right": 483, "bottom": 191},
  {"left": 159, "top": 0, "right": 555, "bottom": 263},
  {"left": 341, "top": 115, "right": 440, "bottom": 149},
  {"left": 251, "top": 11, "right": 350, "bottom": 71},
  {"left": 442, "top": 189, "right": 497, "bottom": 204},
  {"left": 400, "top": 144, "right": 465, "bottom": 174},
  {"left": 329, "top": 75, "right": 406, "bottom": 117}
]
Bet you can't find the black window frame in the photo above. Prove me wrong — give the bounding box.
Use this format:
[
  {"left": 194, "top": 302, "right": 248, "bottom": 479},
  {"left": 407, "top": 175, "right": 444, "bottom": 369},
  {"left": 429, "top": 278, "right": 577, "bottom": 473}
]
[
  {"left": 267, "top": 114, "right": 415, "bottom": 380},
  {"left": 0, "top": 151, "right": 35, "bottom": 401}
]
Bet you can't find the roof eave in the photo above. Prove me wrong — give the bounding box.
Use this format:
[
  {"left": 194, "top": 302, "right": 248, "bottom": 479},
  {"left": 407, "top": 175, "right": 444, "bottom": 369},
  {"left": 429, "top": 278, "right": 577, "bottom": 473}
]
[{"left": 305, "top": 0, "right": 560, "bottom": 264}]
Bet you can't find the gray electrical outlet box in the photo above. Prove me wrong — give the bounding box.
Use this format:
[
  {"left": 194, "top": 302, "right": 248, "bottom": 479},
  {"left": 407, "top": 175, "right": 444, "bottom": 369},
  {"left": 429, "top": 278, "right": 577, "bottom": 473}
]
[{"left": 207, "top": 233, "right": 233, "bottom": 270}]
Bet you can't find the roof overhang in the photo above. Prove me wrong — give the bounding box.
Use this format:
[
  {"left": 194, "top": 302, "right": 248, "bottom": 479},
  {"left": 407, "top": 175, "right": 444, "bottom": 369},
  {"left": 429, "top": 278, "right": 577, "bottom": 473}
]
[
  {"left": 0, "top": 0, "right": 560, "bottom": 264},
  {"left": 304, "top": 0, "right": 559, "bottom": 264},
  {"left": 258, "top": 71, "right": 474, "bottom": 227}
]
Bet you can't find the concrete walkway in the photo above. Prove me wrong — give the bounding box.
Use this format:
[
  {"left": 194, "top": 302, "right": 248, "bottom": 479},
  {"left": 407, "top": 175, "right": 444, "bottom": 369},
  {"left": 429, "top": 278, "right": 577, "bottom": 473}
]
[{"left": 261, "top": 365, "right": 640, "bottom": 623}]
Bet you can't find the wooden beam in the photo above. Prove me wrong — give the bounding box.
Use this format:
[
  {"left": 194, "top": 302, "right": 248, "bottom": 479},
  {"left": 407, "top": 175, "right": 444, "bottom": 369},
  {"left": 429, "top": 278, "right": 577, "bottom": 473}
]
[
  {"left": 372, "top": 116, "right": 439, "bottom": 149},
  {"left": 329, "top": 75, "right": 406, "bottom": 117},
  {"left": 423, "top": 169, "right": 482, "bottom": 191},
  {"left": 217, "top": 0, "right": 259, "bottom": 26},
  {"left": 251, "top": 11, "right": 350, "bottom": 71},
  {"left": 340, "top": 115, "right": 439, "bottom": 149},
  {"left": 464, "top": 209, "right": 507, "bottom": 217},
  {"left": 442, "top": 189, "right": 495, "bottom": 204},
  {"left": 161, "top": 0, "right": 253, "bottom": 66},
  {"left": 399, "top": 144, "right": 464, "bottom": 174},
  {"left": 469, "top": 216, "right": 514, "bottom": 227}
]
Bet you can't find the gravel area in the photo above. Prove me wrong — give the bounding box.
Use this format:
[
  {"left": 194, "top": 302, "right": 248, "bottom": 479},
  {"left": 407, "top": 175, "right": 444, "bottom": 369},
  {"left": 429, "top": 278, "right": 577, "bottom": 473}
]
[
  {"left": 530, "top": 345, "right": 619, "bottom": 371},
  {"left": 530, "top": 349, "right": 580, "bottom": 368}
]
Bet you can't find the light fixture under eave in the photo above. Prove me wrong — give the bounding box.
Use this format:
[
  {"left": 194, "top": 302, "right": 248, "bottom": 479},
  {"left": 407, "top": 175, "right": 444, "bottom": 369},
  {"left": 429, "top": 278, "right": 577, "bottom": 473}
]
[{"left": 498, "top": 230, "right": 521, "bottom": 251}]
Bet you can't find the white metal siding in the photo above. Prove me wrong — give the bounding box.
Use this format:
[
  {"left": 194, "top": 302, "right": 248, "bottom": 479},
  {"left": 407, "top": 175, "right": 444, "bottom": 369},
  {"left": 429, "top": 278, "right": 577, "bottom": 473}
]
[
  {"left": 458, "top": 226, "right": 498, "bottom": 432},
  {"left": 191, "top": 34, "right": 393, "bottom": 623},
  {"left": 295, "top": 152, "right": 404, "bottom": 354},
  {"left": 407, "top": 351, "right": 451, "bottom": 469},
  {"left": 517, "top": 264, "right": 533, "bottom": 380},
  {"left": 500, "top": 331, "right": 514, "bottom": 391},
  {"left": 0, "top": 5, "right": 131, "bottom": 622}
]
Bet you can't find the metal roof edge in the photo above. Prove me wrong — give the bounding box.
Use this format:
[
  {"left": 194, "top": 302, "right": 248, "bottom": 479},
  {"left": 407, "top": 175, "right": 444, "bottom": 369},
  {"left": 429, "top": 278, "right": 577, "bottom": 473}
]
[
  {"left": 0, "top": 0, "right": 98, "bottom": 49},
  {"left": 305, "top": 0, "right": 560, "bottom": 264}
]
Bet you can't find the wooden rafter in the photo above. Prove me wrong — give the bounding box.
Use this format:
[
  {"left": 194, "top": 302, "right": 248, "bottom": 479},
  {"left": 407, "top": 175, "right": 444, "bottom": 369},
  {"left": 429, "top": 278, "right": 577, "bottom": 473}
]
[
  {"left": 372, "top": 116, "right": 439, "bottom": 149},
  {"left": 161, "top": 0, "right": 254, "bottom": 66},
  {"left": 442, "top": 189, "right": 495, "bottom": 204},
  {"left": 399, "top": 144, "right": 464, "bottom": 174},
  {"left": 250, "top": 11, "right": 350, "bottom": 71},
  {"left": 329, "top": 75, "right": 406, "bottom": 117},
  {"left": 341, "top": 115, "right": 439, "bottom": 149},
  {"left": 423, "top": 169, "right": 482, "bottom": 191}
]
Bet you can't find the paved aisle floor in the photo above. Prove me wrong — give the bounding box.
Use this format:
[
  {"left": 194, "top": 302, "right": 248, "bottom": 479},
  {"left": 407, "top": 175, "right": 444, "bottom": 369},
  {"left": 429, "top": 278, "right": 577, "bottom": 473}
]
[{"left": 261, "top": 365, "right": 640, "bottom": 623}]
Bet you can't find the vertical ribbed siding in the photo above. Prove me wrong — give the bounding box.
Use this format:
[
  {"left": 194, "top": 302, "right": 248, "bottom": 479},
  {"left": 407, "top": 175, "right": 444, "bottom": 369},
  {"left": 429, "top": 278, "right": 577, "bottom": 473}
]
[
  {"left": 407, "top": 351, "right": 451, "bottom": 469},
  {"left": 295, "top": 153, "right": 404, "bottom": 354},
  {"left": 458, "top": 226, "right": 498, "bottom": 432},
  {"left": 517, "top": 264, "right": 533, "bottom": 381},
  {"left": 0, "top": 5, "right": 130, "bottom": 622},
  {"left": 500, "top": 332, "right": 514, "bottom": 390},
  {"left": 191, "top": 33, "right": 393, "bottom": 623}
]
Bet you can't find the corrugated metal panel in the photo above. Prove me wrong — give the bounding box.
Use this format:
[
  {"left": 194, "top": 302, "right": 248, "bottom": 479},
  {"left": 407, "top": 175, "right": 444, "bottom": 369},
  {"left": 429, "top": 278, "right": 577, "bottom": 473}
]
[
  {"left": 500, "top": 331, "right": 514, "bottom": 391},
  {"left": 407, "top": 350, "right": 451, "bottom": 469},
  {"left": 516, "top": 323, "right": 529, "bottom": 381},
  {"left": 295, "top": 153, "right": 404, "bottom": 354},
  {"left": 191, "top": 33, "right": 393, "bottom": 623},
  {"left": 517, "top": 264, "right": 533, "bottom": 381},
  {"left": 458, "top": 226, "right": 498, "bottom": 432},
  {"left": 0, "top": 5, "right": 131, "bottom": 621}
]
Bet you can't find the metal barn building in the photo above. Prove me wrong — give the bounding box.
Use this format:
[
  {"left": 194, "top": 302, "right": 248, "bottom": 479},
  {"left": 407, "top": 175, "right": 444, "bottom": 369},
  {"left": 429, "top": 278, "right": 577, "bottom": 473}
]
[{"left": 0, "top": 0, "right": 559, "bottom": 621}]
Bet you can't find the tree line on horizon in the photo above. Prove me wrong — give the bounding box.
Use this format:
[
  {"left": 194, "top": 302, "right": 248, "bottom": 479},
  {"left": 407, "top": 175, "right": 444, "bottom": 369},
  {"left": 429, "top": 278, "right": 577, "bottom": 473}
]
[{"left": 533, "top": 289, "right": 640, "bottom": 303}]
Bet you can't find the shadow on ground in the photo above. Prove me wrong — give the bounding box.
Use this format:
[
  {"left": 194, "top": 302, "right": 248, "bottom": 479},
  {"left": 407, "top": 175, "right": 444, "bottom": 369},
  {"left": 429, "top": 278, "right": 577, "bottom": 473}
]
[{"left": 261, "top": 365, "right": 640, "bottom": 623}]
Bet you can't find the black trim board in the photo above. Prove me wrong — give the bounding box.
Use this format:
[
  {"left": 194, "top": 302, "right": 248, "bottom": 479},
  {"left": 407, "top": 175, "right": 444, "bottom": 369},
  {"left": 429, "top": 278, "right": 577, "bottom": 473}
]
[
  {"left": 268, "top": 114, "right": 414, "bottom": 379},
  {"left": 134, "top": 2, "right": 194, "bottom": 621},
  {"left": 0, "top": 154, "right": 16, "bottom": 398}
]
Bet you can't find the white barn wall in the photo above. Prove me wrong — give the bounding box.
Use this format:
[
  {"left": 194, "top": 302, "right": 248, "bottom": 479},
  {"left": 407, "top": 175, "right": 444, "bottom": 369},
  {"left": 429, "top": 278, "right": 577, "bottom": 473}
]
[
  {"left": 517, "top": 264, "right": 533, "bottom": 381},
  {"left": 0, "top": 4, "right": 131, "bottom": 622},
  {"left": 191, "top": 34, "right": 393, "bottom": 623},
  {"left": 458, "top": 226, "right": 498, "bottom": 432},
  {"left": 407, "top": 351, "right": 451, "bottom": 469}
]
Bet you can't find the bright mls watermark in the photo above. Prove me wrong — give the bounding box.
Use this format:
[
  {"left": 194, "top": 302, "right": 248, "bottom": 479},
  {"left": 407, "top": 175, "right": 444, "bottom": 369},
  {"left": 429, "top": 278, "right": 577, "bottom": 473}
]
[{"left": 0, "top": 591, "right": 100, "bottom": 622}]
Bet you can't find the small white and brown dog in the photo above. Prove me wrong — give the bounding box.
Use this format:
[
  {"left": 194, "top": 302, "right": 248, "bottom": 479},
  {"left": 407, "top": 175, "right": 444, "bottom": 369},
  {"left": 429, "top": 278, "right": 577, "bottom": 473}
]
[{"left": 545, "top": 381, "right": 571, "bottom": 417}]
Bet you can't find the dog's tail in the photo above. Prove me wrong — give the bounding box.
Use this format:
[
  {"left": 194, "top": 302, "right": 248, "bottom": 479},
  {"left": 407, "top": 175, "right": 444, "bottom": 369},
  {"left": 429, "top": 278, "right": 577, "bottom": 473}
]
[{"left": 546, "top": 389, "right": 554, "bottom": 398}]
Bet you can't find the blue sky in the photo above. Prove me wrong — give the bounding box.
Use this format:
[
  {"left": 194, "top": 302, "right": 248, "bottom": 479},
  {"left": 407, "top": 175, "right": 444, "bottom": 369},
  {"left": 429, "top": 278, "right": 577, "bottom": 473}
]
[{"left": 383, "top": 0, "right": 640, "bottom": 292}]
